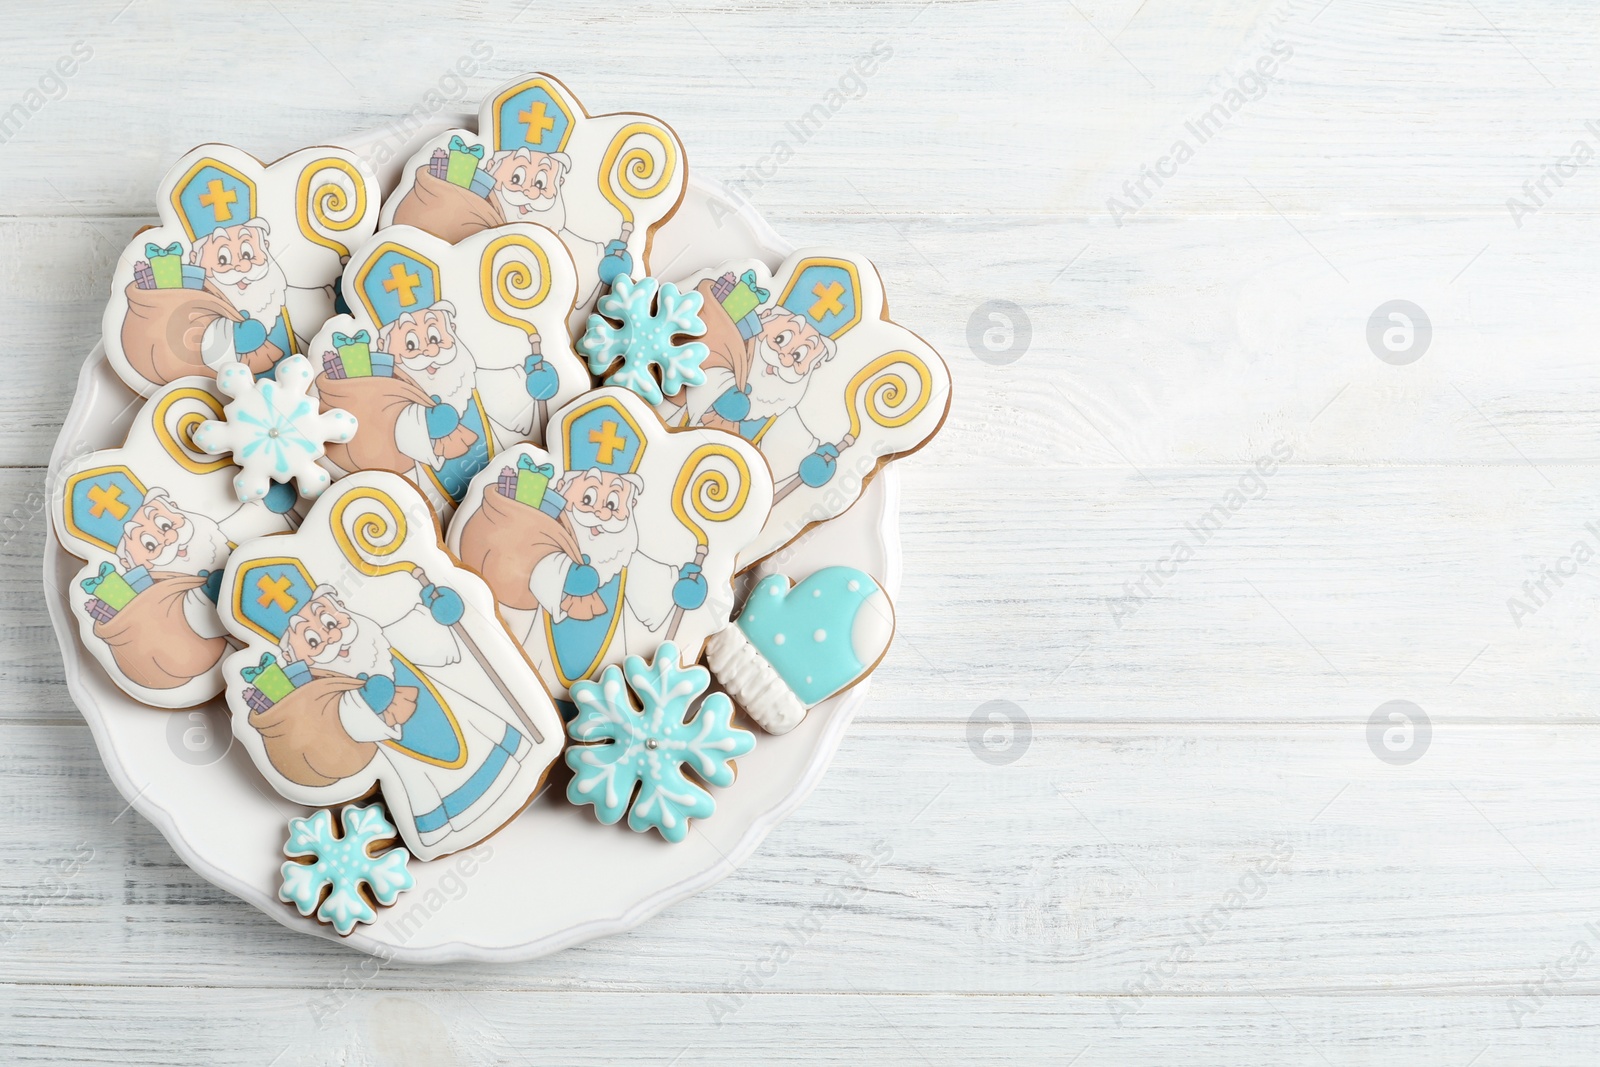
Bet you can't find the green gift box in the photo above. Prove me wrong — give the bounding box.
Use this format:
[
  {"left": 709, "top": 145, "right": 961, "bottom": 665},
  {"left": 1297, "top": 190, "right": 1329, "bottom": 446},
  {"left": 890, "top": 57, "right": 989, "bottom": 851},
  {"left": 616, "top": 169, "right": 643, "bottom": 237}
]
[
  {"left": 333, "top": 331, "right": 371, "bottom": 378},
  {"left": 722, "top": 277, "right": 763, "bottom": 323},
  {"left": 446, "top": 135, "right": 484, "bottom": 188},
  {"left": 242, "top": 653, "right": 295, "bottom": 702},
  {"left": 447, "top": 151, "right": 479, "bottom": 188},
  {"left": 146, "top": 242, "right": 184, "bottom": 289},
  {"left": 80, "top": 562, "right": 136, "bottom": 611},
  {"left": 515, "top": 456, "right": 554, "bottom": 507}
]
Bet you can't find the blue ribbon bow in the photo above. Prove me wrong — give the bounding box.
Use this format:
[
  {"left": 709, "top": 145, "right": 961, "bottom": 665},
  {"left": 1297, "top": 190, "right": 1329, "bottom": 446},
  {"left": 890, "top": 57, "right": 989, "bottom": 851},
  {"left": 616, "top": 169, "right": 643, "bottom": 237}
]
[
  {"left": 145, "top": 241, "right": 182, "bottom": 259},
  {"left": 448, "top": 135, "right": 485, "bottom": 160},
  {"left": 739, "top": 270, "right": 771, "bottom": 303},
  {"left": 79, "top": 561, "right": 115, "bottom": 594},
  {"left": 332, "top": 330, "right": 370, "bottom": 348},
  {"left": 517, "top": 456, "right": 556, "bottom": 477},
  {"left": 241, "top": 652, "right": 278, "bottom": 684}
]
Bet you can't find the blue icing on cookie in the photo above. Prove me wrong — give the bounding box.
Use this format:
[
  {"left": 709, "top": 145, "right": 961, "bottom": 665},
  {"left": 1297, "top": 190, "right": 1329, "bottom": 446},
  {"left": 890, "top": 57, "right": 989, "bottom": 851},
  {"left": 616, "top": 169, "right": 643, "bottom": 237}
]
[{"left": 735, "top": 566, "right": 889, "bottom": 706}]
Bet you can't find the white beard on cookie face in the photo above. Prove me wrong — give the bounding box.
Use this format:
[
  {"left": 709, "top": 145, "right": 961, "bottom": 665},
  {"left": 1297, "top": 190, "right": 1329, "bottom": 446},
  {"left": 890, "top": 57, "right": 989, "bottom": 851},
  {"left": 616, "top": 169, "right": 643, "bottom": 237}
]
[
  {"left": 381, "top": 303, "right": 478, "bottom": 412},
  {"left": 559, "top": 469, "right": 645, "bottom": 586},
  {"left": 487, "top": 148, "right": 570, "bottom": 226},
  {"left": 118, "top": 492, "right": 233, "bottom": 575},
  {"left": 747, "top": 336, "right": 815, "bottom": 417},
  {"left": 283, "top": 605, "right": 393, "bottom": 680},
  {"left": 569, "top": 508, "right": 639, "bottom": 586},
  {"left": 193, "top": 220, "right": 289, "bottom": 324},
  {"left": 496, "top": 183, "right": 566, "bottom": 229},
  {"left": 213, "top": 255, "right": 289, "bottom": 323},
  {"left": 162, "top": 510, "right": 232, "bottom": 573}
]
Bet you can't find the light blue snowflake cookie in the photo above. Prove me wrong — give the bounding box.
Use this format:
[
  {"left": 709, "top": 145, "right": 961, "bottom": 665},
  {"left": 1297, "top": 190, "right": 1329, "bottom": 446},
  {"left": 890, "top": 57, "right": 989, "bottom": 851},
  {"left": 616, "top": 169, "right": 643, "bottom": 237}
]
[
  {"left": 279, "top": 802, "right": 415, "bottom": 936},
  {"left": 577, "top": 275, "right": 709, "bottom": 405},
  {"left": 566, "top": 640, "right": 755, "bottom": 842}
]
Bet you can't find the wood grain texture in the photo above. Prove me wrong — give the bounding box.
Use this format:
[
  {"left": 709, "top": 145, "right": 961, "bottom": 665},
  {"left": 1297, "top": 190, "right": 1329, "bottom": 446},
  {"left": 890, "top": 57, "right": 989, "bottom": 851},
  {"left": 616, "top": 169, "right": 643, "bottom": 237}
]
[{"left": 3, "top": 0, "right": 1598, "bottom": 1061}]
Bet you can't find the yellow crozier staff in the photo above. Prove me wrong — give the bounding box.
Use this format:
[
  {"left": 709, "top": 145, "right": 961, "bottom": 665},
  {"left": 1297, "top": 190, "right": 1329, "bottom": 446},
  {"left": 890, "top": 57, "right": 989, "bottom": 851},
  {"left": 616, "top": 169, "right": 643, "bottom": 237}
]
[
  {"left": 479, "top": 231, "right": 561, "bottom": 432},
  {"left": 594, "top": 123, "right": 679, "bottom": 286},
  {"left": 332, "top": 485, "right": 544, "bottom": 744},
  {"left": 295, "top": 156, "right": 368, "bottom": 260},
  {"left": 774, "top": 350, "right": 937, "bottom": 504},
  {"left": 664, "top": 443, "right": 751, "bottom": 640}
]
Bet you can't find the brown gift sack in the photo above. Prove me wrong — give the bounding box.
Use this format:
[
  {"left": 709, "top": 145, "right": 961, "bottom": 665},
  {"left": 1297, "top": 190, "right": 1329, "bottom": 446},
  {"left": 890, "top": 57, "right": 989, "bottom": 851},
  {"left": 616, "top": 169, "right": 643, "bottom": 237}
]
[
  {"left": 94, "top": 573, "right": 227, "bottom": 690},
  {"left": 119, "top": 281, "right": 283, "bottom": 386},
  {"left": 248, "top": 672, "right": 377, "bottom": 788},
  {"left": 661, "top": 280, "right": 753, "bottom": 416},
  {"left": 391, "top": 166, "right": 503, "bottom": 244},
  {"left": 454, "top": 482, "right": 604, "bottom": 619},
  {"left": 316, "top": 369, "right": 476, "bottom": 475}
]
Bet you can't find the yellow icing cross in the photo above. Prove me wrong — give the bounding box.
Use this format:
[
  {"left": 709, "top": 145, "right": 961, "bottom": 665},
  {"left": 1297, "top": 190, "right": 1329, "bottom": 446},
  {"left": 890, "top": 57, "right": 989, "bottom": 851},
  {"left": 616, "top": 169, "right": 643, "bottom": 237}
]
[
  {"left": 589, "top": 420, "right": 625, "bottom": 465},
  {"left": 256, "top": 573, "right": 296, "bottom": 612},
  {"left": 383, "top": 262, "right": 423, "bottom": 306},
  {"left": 200, "top": 178, "right": 237, "bottom": 222},
  {"left": 87, "top": 483, "right": 128, "bottom": 520},
  {"left": 520, "top": 102, "right": 555, "bottom": 144},
  {"left": 809, "top": 281, "right": 845, "bottom": 319}
]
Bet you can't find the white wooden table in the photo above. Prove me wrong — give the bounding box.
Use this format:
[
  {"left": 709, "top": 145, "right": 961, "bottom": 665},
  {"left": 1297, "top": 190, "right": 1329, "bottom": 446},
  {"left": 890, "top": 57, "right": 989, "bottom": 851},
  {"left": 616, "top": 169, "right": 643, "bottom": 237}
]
[{"left": 4, "top": 0, "right": 1599, "bottom": 1062}]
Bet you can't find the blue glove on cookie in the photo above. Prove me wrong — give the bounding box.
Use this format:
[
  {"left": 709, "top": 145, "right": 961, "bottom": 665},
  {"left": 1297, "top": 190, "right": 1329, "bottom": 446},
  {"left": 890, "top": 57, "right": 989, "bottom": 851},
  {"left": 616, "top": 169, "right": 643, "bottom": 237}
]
[
  {"left": 711, "top": 385, "right": 751, "bottom": 423},
  {"left": 358, "top": 673, "right": 395, "bottom": 713},
  {"left": 233, "top": 313, "right": 267, "bottom": 354},
  {"left": 798, "top": 444, "right": 839, "bottom": 488},
  {"left": 425, "top": 398, "right": 460, "bottom": 439},
  {"left": 597, "top": 239, "right": 633, "bottom": 285},
  {"left": 672, "top": 562, "right": 708, "bottom": 610},
  {"left": 563, "top": 556, "right": 600, "bottom": 598},
  {"left": 420, "top": 583, "right": 464, "bottom": 626},
  {"left": 523, "top": 355, "right": 559, "bottom": 401}
]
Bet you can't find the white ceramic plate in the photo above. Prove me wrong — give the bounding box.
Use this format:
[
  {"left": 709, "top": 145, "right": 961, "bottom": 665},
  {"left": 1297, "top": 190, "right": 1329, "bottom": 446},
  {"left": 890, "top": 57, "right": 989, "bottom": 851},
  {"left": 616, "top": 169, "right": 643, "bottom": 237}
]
[{"left": 42, "top": 119, "right": 899, "bottom": 962}]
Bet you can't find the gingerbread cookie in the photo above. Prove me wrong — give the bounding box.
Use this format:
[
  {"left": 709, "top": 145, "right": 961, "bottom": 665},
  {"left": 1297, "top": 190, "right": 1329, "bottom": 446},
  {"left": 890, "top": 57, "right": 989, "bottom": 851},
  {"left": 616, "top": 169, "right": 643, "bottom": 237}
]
[
  {"left": 216, "top": 471, "right": 565, "bottom": 861},
  {"left": 193, "top": 355, "right": 358, "bottom": 503},
  {"left": 705, "top": 567, "right": 895, "bottom": 735},
  {"left": 103, "top": 144, "right": 380, "bottom": 395},
  {"left": 566, "top": 640, "right": 754, "bottom": 842},
  {"left": 446, "top": 387, "right": 773, "bottom": 700},
  {"left": 659, "top": 250, "right": 951, "bottom": 567},
  {"left": 380, "top": 72, "right": 686, "bottom": 330},
  {"left": 307, "top": 224, "right": 590, "bottom": 518},
  {"left": 279, "top": 802, "right": 414, "bottom": 936},
  {"left": 53, "top": 378, "right": 300, "bottom": 707}
]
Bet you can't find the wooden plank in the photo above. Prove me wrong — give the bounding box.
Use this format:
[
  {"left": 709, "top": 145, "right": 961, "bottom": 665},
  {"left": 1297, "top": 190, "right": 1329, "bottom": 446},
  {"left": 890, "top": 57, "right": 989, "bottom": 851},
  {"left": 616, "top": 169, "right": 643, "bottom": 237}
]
[
  {"left": 0, "top": 1, "right": 1596, "bottom": 219},
  {"left": 0, "top": 987, "right": 1597, "bottom": 1066},
  {"left": 3, "top": 721, "right": 1600, "bottom": 997}
]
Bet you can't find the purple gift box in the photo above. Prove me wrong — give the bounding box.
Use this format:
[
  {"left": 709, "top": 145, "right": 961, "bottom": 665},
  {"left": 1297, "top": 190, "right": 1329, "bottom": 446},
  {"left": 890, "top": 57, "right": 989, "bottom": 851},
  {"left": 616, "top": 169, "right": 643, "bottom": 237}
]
[
  {"left": 710, "top": 272, "right": 736, "bottom": 302},
  {"left": 133, "top": 260, "right": 156, "bottom": 290},
  {"left": 243, "top": 686, "right": 273, "bottom": 714},
  {"left": 429, "top": 148, "right": 450, "bottom": 181},
  {"left": 321, "top": 351, "right": 347, "bottom": 380},
  {"left": 85, "top": 597, "right": 116, "bottom": 624},
  {"left": 496, "top": 468, "right": 518, "bottom": 499}
]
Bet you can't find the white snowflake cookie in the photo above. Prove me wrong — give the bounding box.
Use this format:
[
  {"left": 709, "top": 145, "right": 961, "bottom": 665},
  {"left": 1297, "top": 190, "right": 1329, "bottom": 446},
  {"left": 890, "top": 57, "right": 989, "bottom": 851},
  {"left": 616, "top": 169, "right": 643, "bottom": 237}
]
[{"left": 193, "top": 355, "right": 357, "bottom": 503}]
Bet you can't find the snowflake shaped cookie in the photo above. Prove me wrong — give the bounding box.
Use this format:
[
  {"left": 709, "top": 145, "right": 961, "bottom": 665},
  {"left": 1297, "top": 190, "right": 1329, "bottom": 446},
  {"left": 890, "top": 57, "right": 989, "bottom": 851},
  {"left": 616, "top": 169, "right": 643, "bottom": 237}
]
[
  {"left": 193, "top": 354, "right": 357, "bottom": 503},
  {"left": 566, "top": 640, "right": 756, "bottom": 842},
  {"left": 279, "top": 803, "right": 415, "bottom": 936},
  {"left": 577, "top": 275, "right": 709, "bottom": 404}
]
